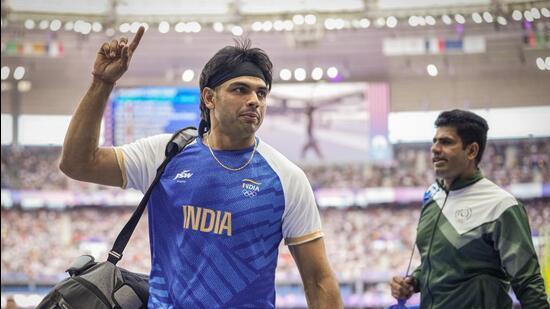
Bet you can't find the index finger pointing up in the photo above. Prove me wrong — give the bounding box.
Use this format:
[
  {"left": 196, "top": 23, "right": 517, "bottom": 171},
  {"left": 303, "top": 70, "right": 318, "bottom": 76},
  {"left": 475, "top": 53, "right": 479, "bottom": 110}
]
[{"left": 129, "top": 26, "right": 145, "bottom": 52}]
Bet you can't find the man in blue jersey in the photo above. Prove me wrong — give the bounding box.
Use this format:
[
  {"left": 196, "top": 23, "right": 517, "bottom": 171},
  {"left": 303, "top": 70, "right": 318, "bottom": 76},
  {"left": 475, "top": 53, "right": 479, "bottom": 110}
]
[
  {"left": 60, "top": 26, "right": 343, "bottom": 308},
  {"left": 390, "top": 110, "right": 548, "bottom": 308}
]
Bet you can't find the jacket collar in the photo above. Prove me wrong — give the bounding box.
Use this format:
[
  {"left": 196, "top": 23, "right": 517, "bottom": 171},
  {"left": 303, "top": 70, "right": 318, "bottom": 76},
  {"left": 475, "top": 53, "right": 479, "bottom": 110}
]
[{"left": 437, "top": 169, "right": 484, "bottom": 192}]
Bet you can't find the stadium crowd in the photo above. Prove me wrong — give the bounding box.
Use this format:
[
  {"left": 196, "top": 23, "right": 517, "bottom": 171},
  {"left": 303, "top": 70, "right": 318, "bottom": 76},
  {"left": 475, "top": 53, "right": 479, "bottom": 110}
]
[
  {"left": 2, "top": 138, "right": 548, "bottom": 191},
  {"left": 304, "top": 138, "right": 550, "bottom": 189},
  {"left": 1, "top": 199, "right": 548, "bottom": 285}
]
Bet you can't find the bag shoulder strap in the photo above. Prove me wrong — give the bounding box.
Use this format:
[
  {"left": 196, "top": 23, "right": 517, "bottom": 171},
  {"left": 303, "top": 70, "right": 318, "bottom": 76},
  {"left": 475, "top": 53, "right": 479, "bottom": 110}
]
[{"left": 107, "top": 127, "right": 198, "bottom": 264}]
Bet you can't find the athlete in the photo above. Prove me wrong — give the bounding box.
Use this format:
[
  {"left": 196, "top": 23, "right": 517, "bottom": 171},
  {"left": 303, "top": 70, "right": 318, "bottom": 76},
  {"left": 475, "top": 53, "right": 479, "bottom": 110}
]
[
  {"left": 59, "top": 26, "right": 342, "bottom": 308},
  {"left": 301, "top": 102, "right": 323, "bottom": 160},
  {"left": 390, "top": 109, "right": 549, "bottom": 308}
]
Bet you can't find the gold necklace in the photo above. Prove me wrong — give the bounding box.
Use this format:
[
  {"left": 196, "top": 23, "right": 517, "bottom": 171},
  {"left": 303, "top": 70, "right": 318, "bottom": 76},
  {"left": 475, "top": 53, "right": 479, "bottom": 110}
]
[{"left": 205, "top": 135, "right": 257, "bottom": 171}]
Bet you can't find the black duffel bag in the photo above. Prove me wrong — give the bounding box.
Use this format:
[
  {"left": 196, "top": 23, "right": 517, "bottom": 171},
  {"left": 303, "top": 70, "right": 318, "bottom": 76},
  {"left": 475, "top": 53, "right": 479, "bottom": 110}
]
[
  {"left": 37, "top": 255, "right": 149, "bottom": 309},
  {"left": 37, "top": 128, "right": 197, "bottom": 309}
]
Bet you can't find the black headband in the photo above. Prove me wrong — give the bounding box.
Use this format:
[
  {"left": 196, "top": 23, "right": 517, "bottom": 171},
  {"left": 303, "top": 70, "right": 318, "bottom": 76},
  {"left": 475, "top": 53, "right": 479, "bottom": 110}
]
[{"left": 206, "top": 61, "right": 267, "bottom": 89}]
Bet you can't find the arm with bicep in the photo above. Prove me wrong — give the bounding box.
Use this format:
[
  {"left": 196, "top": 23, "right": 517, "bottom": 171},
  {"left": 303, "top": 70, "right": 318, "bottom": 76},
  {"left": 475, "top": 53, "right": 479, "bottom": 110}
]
[
  {"left": 59, "top": 27, "right": 145, "bottom": 187},
  {"left": 289, "top": 238, "right": 343, "bottom": 309}
]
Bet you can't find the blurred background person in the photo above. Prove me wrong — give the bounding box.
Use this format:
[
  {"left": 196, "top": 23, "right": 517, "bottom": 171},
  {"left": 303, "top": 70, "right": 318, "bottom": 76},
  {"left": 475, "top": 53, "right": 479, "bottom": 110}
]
[
  {"left": 5, "top": 296, "right": 17, "bottom": 309},
  {"left": 301, "top": 102, "right": 324, "bottom": 160}
]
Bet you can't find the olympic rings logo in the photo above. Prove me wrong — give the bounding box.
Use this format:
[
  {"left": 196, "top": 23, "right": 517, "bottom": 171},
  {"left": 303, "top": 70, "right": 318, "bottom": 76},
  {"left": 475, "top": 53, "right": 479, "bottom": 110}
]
[{"left": 242, "top": 189, "right": 257, "bottom": 198}]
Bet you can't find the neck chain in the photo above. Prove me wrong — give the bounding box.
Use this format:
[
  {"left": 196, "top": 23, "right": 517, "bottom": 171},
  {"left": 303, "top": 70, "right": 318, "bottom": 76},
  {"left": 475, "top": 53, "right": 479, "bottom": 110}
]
[{"left": 205, "top": 135, "right": 257, "bottom": 171}]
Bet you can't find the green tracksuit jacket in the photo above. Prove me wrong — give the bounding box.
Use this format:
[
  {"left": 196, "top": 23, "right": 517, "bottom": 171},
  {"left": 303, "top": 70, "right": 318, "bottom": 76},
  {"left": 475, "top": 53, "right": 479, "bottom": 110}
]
[{"left": 411, "top": 170, "right": 549, "bottom": 309}]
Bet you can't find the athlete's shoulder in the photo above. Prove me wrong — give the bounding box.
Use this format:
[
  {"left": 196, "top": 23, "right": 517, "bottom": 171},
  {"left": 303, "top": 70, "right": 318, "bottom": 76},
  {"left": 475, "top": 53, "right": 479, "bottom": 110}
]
[
  {"left": 458, "top": 177, "right": 520, "bottom": 222},
  {"left": 117, "top": 133, "right": 172, "bottom": 158},
  {"left": 256, "top": 138, "right": 304, "bottom": 176},
  {"left": 134, "top": 133, "right": 173, "bottom": 149},
  {"left": 470, "top": 178, "right": 518, "bottom": 205}
]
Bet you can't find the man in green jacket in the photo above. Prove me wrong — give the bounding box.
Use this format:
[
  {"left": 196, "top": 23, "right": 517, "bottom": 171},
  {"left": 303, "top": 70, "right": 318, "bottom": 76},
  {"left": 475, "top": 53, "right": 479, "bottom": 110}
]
[{"left": 390, "top": 109, "right": 549, "bottom": 308}]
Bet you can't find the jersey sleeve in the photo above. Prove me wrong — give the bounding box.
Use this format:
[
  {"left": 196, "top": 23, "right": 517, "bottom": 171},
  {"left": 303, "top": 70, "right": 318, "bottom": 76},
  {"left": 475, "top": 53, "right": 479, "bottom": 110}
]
[
  {"left": 282, "top": 168, "right": 323, "bottom": 246},
  {"left": 493, "top": 203, "right": 549, "bottom": 309},
  {"left": 113, "top": 134, "right": 171, "bottom": 193}
]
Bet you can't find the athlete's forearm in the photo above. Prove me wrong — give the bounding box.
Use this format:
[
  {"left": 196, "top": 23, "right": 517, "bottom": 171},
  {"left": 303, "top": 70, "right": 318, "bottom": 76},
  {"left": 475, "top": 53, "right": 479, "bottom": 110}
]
[
  {"left": 60, "top": 79, "right": 114, "bottom": 175},
  {"left": 496, "top": 205, "right": 549, "bottom": 308},
  {"left": 303, "top": 274, "right": 343, "bottom": 309},
  {"left": 514, "top": 272, "right": 550, "bottom": 309}
]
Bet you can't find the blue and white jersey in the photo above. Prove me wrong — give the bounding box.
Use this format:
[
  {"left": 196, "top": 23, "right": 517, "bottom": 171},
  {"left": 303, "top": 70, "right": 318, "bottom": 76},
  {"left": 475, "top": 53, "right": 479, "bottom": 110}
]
[{"left": 115, "top": 135, "right": 323, "bottom": 308}]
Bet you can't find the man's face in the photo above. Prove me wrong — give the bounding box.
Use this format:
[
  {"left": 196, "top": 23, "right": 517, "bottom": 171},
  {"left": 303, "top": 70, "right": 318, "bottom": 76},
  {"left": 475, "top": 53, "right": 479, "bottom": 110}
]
[
  {"left": 207, "top": 76, "right": 268, "bottom": 137},
  {"left": 431, "top": 126, "right": 475, "bottom": 182}
]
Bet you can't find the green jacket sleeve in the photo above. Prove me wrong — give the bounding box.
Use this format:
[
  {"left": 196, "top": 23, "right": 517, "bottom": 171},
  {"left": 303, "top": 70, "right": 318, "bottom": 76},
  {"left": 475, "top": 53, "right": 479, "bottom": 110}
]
[
  {"left": 410, "top": 265, "right": 422, "bottom": 293},
  {"left": 493, "top": 203, "right": 549, "bottom": 309}
]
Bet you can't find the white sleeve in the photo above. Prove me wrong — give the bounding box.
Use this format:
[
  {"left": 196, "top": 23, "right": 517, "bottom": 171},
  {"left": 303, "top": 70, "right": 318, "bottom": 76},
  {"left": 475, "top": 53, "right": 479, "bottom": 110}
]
[
  {"left": 281, "top": 168, "right": 324, "bottom": 246},
  {"left": 113, "top": 134, "right": 171, "bottom": 193},
  {"left": 241, "top": 141, "right": 324, "bottom": 246}
]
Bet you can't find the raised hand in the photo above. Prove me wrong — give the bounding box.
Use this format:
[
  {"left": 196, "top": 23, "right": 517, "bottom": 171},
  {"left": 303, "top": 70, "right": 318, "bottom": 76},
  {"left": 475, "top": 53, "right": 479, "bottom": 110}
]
[{"left": 92, "top": 26, "right": 145, "bottom": 84}]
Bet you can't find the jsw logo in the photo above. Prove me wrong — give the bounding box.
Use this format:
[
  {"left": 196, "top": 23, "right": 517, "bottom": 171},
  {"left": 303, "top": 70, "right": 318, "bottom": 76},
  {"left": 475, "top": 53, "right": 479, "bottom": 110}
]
[{"left": 174, "top": 170, "right": 193, "bottom": 181}]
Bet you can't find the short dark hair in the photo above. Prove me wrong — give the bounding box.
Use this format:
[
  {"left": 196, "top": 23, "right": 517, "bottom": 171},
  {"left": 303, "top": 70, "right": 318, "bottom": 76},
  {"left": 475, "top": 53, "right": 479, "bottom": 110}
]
[
  {"left": 198, "top": 39, "right": 273, "bottom": 136},
  {"left": 435, "top": 109, "right": 489, "bottom": 164}
]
